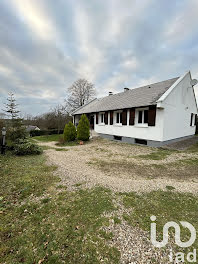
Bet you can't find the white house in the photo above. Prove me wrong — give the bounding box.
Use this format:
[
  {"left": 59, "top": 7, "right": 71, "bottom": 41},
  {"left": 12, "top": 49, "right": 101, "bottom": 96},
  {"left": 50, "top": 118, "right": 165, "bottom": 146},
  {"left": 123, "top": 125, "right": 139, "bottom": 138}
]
[{"left": 72, "top": 71, "right": 198, "bottom": 147}]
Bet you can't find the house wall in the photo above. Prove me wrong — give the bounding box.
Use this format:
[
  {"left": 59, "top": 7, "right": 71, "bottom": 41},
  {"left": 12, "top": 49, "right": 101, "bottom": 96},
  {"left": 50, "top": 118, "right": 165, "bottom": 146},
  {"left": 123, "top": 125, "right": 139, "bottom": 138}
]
[
  {"left": 73, "top": 72, "right": 197, "bottom": 145},
  {"left": 94, "top": 108, "right": 164, "bottom": 142},
  {"left": 73, "top": 114, "right": 81, "bottom": 126},
  {"left": 161, "top": 72, "right": 197, "bottom": 141}
]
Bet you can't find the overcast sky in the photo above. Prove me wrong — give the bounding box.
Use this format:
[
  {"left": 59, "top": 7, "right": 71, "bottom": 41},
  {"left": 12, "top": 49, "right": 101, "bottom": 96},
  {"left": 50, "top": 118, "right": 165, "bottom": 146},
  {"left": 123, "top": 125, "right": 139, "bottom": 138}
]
[{"left": 0, "top": 0, "right": 198, "bottom": 116}]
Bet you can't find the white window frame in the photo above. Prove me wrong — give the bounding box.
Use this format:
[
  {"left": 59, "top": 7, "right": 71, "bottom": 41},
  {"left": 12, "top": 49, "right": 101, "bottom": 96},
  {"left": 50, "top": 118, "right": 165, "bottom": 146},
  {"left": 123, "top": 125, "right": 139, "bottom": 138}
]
[
  {"left": 135, "top": 107, "right": 149, "bottom": 127},
  {"left": 114, "top": 111, "right": 122, "bottom": 126},
  {"left": 99, "top": 112, "right": 105, "bottom": 125}
]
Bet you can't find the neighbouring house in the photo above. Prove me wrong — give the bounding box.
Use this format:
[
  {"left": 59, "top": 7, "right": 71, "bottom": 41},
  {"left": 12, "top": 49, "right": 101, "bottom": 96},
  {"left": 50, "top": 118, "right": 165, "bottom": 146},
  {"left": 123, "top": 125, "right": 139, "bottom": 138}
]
[
  {"left": 72, "top": 71, "right": 198, "bottom": 147},
  {"left": 26, "top": 125, "right": 40, "bottom": 132}
]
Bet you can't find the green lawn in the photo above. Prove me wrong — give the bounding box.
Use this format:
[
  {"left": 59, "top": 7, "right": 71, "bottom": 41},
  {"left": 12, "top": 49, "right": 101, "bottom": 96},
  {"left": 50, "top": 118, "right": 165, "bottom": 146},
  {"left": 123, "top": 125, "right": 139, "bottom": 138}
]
[
  {"left": 0, "top": 152, "right": 120, "bottom": 264},
  {"left": 32, "top": 134, "right": 63, "bottom": 142},
  {"left": 1, "top": 149, "right": 198, "bottom": 263},
  {"left": 121, "top": 190, "right": 198, "bottom": 256},
  {"left": 32, "top": 134, "right": 80, "bottom": 147}
]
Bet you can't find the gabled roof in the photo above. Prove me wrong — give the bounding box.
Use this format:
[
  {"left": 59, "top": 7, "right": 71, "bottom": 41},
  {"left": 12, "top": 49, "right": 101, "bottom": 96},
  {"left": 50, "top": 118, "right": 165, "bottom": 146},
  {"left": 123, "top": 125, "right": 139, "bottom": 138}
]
[{"left": 72, "top": 77, "right": 179, "bottom": 115}]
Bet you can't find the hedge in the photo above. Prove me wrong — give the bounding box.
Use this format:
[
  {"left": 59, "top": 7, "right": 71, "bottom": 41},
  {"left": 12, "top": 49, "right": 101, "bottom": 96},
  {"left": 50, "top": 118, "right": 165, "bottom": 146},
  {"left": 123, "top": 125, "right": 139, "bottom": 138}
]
[{"left": 30, "top": 129, "right": 64, "bottom": 137}]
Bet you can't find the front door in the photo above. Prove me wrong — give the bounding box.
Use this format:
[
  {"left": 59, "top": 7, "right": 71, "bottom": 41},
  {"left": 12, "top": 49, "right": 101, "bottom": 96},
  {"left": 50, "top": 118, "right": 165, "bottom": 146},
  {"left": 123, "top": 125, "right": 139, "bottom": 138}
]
[{"left": 90, "top": 115, "right": 94, "bottom": 130}]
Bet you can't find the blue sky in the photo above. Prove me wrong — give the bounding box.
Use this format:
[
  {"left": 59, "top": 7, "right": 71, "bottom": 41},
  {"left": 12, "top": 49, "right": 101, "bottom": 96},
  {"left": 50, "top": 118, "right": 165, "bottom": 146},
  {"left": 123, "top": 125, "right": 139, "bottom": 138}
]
[{"left": 0, "top": 0, "right": 198, "bottom": 116}]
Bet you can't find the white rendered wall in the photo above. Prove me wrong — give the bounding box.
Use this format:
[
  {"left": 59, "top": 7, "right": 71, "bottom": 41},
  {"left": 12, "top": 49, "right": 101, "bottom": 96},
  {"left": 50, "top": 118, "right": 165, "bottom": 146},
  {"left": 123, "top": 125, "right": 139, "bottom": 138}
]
[
  {"left": 161, "top": 72, "right": 197, "bottom": 141},
  {"left": 94, "top": 108, "right": 164, "bottom": 141}
]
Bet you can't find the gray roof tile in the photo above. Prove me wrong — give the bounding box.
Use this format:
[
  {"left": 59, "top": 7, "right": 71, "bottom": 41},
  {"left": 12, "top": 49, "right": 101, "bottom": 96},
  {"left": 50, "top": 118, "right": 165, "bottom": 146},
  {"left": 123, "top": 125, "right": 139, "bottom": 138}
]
[{"left": 73, "top": 77, "right": 179, "bottom": 115}]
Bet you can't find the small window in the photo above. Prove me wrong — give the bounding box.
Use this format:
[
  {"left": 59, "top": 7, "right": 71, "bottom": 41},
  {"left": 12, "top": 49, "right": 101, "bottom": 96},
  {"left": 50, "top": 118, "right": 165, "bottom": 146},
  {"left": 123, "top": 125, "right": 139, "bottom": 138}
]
[
  {"left": 191, "top": 113, "right": 197, "bottom": 127},
  {"left": 100, "top": 113, "right": 104, "bottom": 123},
  {"left": 115, "top": 112, "right": 122, "bottom": 124},
  {"left": 138, "top": 109, "right": 148, "bottom": 124},
  {"left": 114, "top": 135, "right": 122, "bottom": 141},
  {"left": 135, "top": 138, "right": 147, "bottom": 145}
]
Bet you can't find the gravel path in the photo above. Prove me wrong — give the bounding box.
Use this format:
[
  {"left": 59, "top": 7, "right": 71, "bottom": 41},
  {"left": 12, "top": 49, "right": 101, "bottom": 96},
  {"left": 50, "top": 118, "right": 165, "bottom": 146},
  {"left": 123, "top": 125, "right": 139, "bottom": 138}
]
[
  {"left": 39, "top": 138, "right": 198, "bottom": 194},
  {"left": 38, "top": 138, "right": 198, "bottom": 263}
]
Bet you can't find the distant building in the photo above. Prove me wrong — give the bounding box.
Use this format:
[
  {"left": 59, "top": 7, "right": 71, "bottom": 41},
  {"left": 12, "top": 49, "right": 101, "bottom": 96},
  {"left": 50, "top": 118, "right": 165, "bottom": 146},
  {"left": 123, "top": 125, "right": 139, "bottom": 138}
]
[{"left": 26, "top": 125, "right": 40, "bottom": 132}]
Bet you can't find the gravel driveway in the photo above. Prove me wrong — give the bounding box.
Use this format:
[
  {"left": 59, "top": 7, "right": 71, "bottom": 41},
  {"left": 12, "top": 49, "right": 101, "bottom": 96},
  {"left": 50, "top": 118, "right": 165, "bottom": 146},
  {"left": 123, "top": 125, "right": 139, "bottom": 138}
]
[
  {"left": 38, "top": 138, "right": 198, "bottom": 194},
  {"left": 37, "top": 138, "right": 198, "bottom": 263}
]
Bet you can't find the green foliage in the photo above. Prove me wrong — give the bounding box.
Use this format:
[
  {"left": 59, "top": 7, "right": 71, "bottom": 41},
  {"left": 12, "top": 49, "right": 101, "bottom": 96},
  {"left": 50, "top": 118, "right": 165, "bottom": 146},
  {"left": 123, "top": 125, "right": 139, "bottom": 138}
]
[
  {"left": 122, "top": 190, "right": 198, "bottom": 251},
  {"left": 30, "top": 129, "right": 64, "bottom": 137},
  {"left": 13, "top": 140, "right": 43, "bottom": 155},
  {"left": 0, "top": 153, "right": 120, "bottom": 264},
  {"left": 63, "top": 121, "right": 77, "bottom": 142},
  {"left": 8, "top": 119, "right": 27, "bottom": 142},
  {"left": 77, "top": 114, "right": 90, "bottom": 141},
  {"left": 34, "top": 134, "right": 63, "bottom": 142}
]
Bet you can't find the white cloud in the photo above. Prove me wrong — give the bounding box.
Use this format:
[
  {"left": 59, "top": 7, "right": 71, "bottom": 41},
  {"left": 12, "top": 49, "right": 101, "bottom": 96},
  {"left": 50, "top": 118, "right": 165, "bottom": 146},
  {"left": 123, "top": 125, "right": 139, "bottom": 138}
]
[
  {"left": 1, "top": 0, "right": 198, "bottom": 115},
  {"left": 165, "top": 0, "right": 198, "bottom": 44},
  {"left": 10, "top": 0, "right": 58, "bottom": 41}
]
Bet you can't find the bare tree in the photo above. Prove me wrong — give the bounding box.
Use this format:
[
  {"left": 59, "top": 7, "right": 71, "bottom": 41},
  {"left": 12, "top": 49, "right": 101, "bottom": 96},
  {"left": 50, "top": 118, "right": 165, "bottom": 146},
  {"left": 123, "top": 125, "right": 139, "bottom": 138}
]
[
  {"left": 3, "top": 92, "right": 20, "bottom": 119},
  {"left": 66, "top": 79, "right": 96, "bottom": 112}
]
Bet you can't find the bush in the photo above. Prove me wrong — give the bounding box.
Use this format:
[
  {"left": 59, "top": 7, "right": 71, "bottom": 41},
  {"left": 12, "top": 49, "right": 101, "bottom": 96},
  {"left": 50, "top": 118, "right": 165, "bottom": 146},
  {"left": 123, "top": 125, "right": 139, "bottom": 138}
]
[
  {"left": 30, "top": 129, "right": 64, "bottom": 137},
  {"left": 77, "top": 114, "right": 90, "bottom": 141},
  {"left": 8, "top": 119, "right": 27, "bottom": 142},
  {"left": 13, "top": 141, "right": 43, "bottom": 156},
  {"left": 63, "top": 122, "right": 76, "bottom": 142}
]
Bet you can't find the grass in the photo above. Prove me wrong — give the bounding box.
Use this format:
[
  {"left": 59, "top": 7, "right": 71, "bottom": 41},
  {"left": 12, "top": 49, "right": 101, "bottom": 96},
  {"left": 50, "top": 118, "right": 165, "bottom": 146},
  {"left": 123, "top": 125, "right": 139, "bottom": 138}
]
[
  {"left": 0, "top": 152, "right": 120, "bottom": 264},
  {"left": 56, "top": 140, "right": 79, "bottom": 147},
  {"left": 32, "top": 134, "right": 63, "bottom": 142},
  {"left": 1, "top": 139, "right": 198, "bottom": 263},
  {"left": 134, "top": 149, "right": 176, "bottom": 160},
  {"left": 121, "top": 191, "right": 198, "bottom": 256},
  {"left": 88, "top": 157, "right": 198, "bottom": 181},
  {"left": 187, "top": 142, "right": 198, "bottom": 153}
]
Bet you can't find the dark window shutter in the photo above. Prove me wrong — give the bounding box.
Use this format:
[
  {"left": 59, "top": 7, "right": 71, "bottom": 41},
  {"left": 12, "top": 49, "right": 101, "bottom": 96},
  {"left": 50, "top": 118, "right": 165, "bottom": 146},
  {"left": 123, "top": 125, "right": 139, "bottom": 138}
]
[
  {"left": 129, "top": 109, "right": 135, "bottom": 125},
  {"left": 96, "top": 113, "right": 98, "bottom": 124},
  {"left": 195, "top": 114, "right": 197, "bottom": 126},
  {"left": 110, "top": 111, "right": 113, "bottom": 125},
  {"left": 190, "top": 113, "right": 193, "bottom": 126},
  {"left": 148, "top": 105, "right": 156, "bottom": 126},
  {"left": 122, "top": 109, "right": 127, "bottom": 125},
  {"left": 104, "top": 112, "right": 108, "bottom": 125}
]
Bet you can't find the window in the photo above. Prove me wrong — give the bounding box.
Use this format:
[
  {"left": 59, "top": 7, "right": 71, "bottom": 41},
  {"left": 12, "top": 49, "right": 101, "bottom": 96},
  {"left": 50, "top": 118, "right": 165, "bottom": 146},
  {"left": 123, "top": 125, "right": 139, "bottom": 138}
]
[
  {"left": 100, "top": 113, "right": 105, "bottom": 123},
  {"left": 138, "top": 111, "right": 142, "bottom": 123},
  {"left": 144, "top": 110, "right": 148, "bottom": 123},
  {"left": 191, "top": 113, "right": 197, "bottom": 126},
  {"left": 137, "top": 109, "right": 148, "bottom": 124},
  {"left": 135, "top": 138, "right": 147, "bottom": 145},
  {"left": 114, "top": 135, "right": 122, "bottom": 141},
  {"left": 116, "top": 112, "right": 122, "bottom": 124}
]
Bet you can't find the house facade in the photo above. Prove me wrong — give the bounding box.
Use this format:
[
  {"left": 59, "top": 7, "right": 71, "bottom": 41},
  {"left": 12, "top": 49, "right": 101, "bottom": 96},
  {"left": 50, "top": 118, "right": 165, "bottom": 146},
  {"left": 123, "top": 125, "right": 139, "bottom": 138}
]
[{"left": 72, "top": 71, "right": 197, "bottom": 147}]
